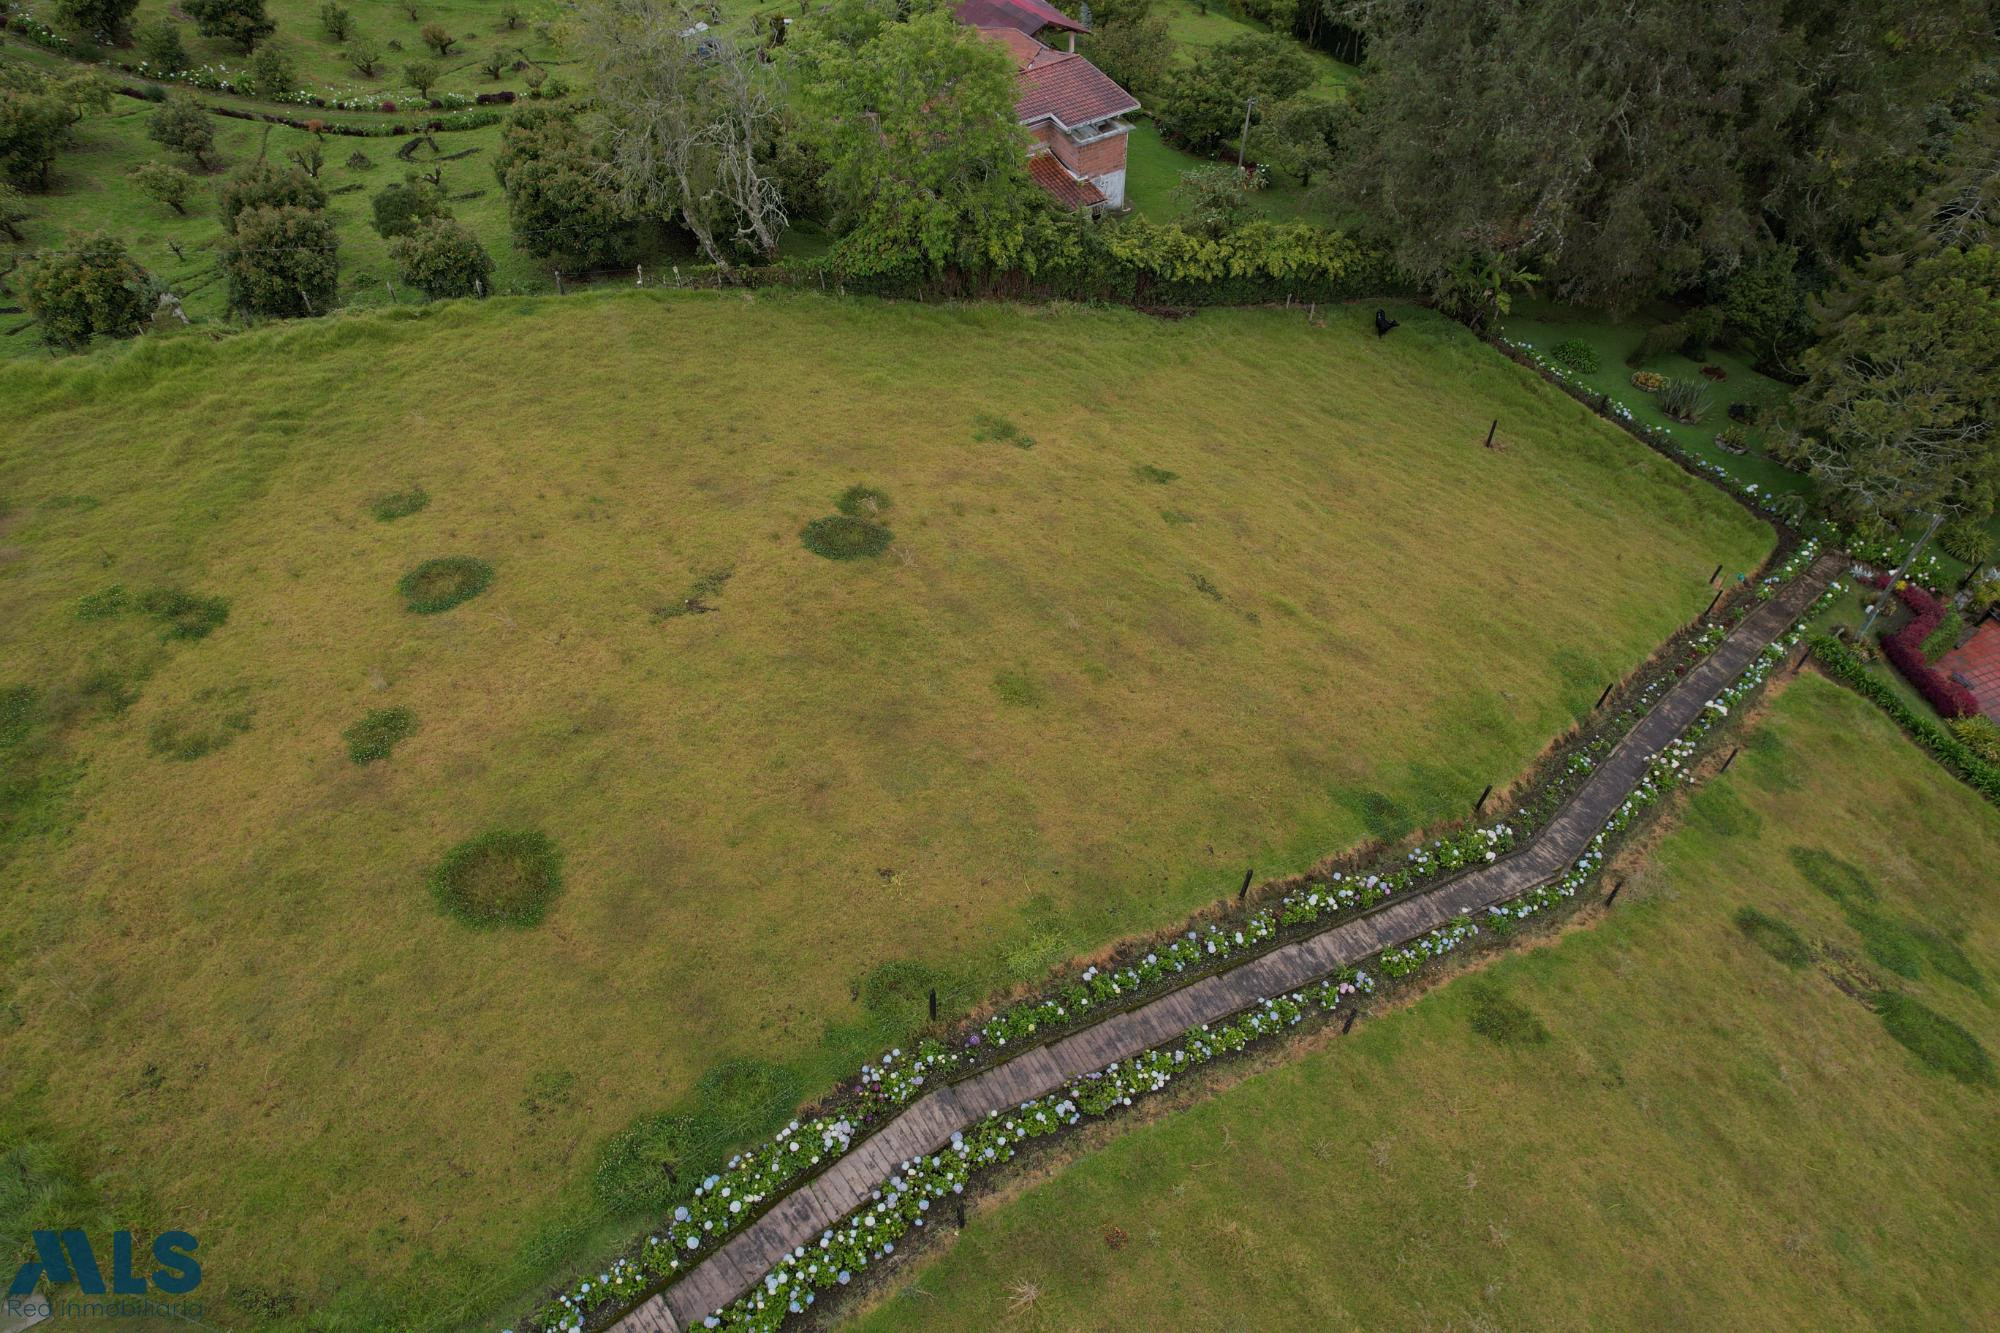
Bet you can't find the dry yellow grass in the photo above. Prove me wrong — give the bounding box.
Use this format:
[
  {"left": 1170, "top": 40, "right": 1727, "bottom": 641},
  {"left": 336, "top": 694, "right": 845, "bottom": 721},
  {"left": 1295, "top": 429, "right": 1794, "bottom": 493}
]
[{"left": 0, "top": 291, "right": 1768, "bottom": 1324}]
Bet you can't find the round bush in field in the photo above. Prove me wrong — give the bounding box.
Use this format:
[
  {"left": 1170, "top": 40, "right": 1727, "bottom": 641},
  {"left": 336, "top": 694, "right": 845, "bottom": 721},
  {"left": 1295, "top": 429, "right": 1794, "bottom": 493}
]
[
  {"left": 429, "top": 830, "right": 563, "bottom": 927},
  {"left": 800, "top": 515, "right": 891, "bottom": 561},
  {"left": 398, "top": 556, "right": 493, "bottom": 613}
]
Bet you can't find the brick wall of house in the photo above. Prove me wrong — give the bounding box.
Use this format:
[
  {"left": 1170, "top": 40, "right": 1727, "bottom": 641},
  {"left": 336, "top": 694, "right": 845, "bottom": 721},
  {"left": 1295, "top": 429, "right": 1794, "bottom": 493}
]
[{"left": 1069, "top": 131, "right": 1128, "bottom": 178}]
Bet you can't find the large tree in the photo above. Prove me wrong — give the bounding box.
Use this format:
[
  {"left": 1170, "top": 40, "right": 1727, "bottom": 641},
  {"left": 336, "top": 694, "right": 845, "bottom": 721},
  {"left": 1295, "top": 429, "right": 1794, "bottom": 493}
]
[
  {"left": 788, "top": 0, "right": 1034, "bottom": 274},
  {"left": 1335, "top": 0, "right": 1992, "bottom": 311},
  {"left": 573, "top": 0, "right": 787, "bottom": 266},
  {"left": 493, "top": 107, "right": 632, "bottom": 270},
  {"left": 1790, "top": 244, "right": 2000, "bottom": 526}
]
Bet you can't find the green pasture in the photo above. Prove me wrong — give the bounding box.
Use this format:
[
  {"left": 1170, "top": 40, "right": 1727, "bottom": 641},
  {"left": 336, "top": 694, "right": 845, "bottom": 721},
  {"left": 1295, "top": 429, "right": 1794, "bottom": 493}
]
[
  {"left": 854, "top": 675, "right": 2000, "bottom": 1331},
  {"left": 0, "top": 292, "right": 1767, "bottom": 1325}
]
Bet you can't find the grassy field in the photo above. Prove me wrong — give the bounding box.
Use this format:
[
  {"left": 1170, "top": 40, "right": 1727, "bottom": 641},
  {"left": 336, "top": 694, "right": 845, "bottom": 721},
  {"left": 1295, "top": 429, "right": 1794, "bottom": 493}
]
[
  {"left": 1119, "top": 120, "right": 1346, "bottom": 227},
  {"left": 851, "top": 674, "right": 2000, "bottom": 1331},
  {"left": 0, "top": 292, "right": 1768, "bottom": 1325}
]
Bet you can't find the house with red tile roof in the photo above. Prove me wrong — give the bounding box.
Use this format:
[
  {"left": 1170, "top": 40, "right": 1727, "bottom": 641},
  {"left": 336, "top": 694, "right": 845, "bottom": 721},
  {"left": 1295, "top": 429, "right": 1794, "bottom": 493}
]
[{"left": 963, "top": 0, "right": 1138, "bottom": 212}]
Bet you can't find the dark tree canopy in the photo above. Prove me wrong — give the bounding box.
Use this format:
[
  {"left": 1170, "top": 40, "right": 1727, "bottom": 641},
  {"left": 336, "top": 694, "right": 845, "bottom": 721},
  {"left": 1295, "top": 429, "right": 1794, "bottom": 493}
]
[{"left": 1336, "top": 0, "right": 1992, "bottom": 310}]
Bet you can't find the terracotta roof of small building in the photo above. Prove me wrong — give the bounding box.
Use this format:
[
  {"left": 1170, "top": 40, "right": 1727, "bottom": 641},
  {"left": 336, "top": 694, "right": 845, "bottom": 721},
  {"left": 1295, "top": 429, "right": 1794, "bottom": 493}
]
[
  {"left": 956, "top": 0, "right": 1087, "bottom": 35},
  {"left": 1014, "top": 49, "right": 1140, "bottom": 128},
  {"left": 1027, "top": 152, "right": 1107, "bottom": 209}
]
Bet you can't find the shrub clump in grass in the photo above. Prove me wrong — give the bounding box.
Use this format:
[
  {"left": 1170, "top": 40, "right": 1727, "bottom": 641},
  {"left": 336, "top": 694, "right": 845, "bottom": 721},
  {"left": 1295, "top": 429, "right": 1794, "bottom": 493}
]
[
  {"left": 1787, "top": 845, "right": 1877, "bottom": 910},
  {"left": 1548, "top": 338, "right": 1600, "bottom": 375},
  {"left": 139, "top": 587, "right": 230, "bottom": 640},
  {"left": 836, "top": 485, "right": 892, "bottom": 518},
  {"left": 992, "top": 669, "right": 1043, "bottom": 707},
  {"left": 148, "top": 688, "right": 253, "bottom": 762},
  {"left": 1734, "top": 905, "right": 1810, "bottom": 967},
  {"left": 592, "top": 1110, "right": 714, "bottom": 1215},
  {"left": 801, "top": 515, "right": 891, "bottom": 561},
  {"left": 1132, "top": 464, "right": 1178, "bottom": 484},
  {"left": 1466, "top": 981, "right": 1549, "bottom": 1046},
  {"left": 74, "top": 585, "right": 129, "bottom": 621},
  {"left": 428, "top": 829, "right": 563, "bottom": 927},
  {"left": 371, "top": 486, "right": 430, "bottom": 522},
  {"left": 1873, "top": 990, "right": 1995, "bottom": 1086},
  {"left": 972, "top": 412, "right": 1034, "bottom": 449},
  {"left": 694, "top": 1058, "right": 804, "bottom": 1139},
  {"left": 343, "top": 706, "right": 416, "bottom": 763},
  {"left": 399, "top": 556, "right": 493, "bottom": 613}
]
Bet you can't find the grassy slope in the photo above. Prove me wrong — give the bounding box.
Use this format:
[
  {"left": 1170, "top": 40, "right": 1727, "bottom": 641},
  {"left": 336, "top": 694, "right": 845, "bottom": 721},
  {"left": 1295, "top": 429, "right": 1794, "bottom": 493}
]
[
  {"left": 0, "top": 292, "right": 1767, "bottom": 1323},
  {"left": 853, "top": 675, "right": 2000, "bottom": 1331}
]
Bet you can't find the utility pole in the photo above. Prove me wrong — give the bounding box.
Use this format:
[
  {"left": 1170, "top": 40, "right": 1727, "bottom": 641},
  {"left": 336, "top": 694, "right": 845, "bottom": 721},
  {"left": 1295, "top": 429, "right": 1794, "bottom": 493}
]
[
  {"left": 1236, "top": 95, "right": 1257, "bottom": 170},
  {"left": 1859, "top": 512, "right": 1945, "bottom": 639}
]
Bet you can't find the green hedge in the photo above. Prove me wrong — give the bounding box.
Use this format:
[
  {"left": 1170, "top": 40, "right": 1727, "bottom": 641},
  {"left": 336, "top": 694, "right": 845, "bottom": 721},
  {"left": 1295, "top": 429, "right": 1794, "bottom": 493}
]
[
  {"left": 802, "top": 212, "right": 1402, "bottom": 306},
  {"left": 1808, "top": 635, "right": 2000, "bottom": 804}
]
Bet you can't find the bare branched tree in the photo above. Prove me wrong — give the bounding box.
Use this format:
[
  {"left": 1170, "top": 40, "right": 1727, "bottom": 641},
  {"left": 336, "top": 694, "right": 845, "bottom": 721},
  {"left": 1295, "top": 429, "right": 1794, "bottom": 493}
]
[{"left": 572, "top": 0, "right": 786, "bottom": 266}]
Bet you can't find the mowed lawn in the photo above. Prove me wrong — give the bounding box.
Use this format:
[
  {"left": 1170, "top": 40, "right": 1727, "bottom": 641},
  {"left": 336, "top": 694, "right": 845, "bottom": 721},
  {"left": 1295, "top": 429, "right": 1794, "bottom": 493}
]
[
  {"left": 0, "top": 292, "right": 1767, "bottom": 1325},
  {"left": 853, "top": 676, "right": 2000, "bottom": 1332}
]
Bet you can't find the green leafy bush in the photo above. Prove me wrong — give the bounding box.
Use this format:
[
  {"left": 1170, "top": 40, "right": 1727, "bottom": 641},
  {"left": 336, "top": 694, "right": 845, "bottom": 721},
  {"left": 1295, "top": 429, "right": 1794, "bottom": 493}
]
[
  {"left": 1946, "top": 715, "right": 2000, "bottom": 764},
  {"left": 219, "top": 162, "right": 328, "bottom": 232},
  {"left": 1657, "top": 377, "right": 1711, "bottom": 424},
  {"left": 428, "top": 829, "right": 563, "bottom": 927},
  {"left": 1631, "top": 319, "right": 1687, "bottom": 364},
  {"left": 223, "top": 206, "right": 339, "bottom": 319},
  {"left": 138, "top": 587, "right": 229, "bottom": 640},
  {"left": 1548, "top": 338, "right": 1599, "bottom": 375},
  {"left": 1937, "top": 517, "right": 1994, "bottom": 567},
  {"left": 1734, "top": 906, "right": 1809, "bottom": 967},
  {"left": 1132, "top": 464, "right": 1178, "bottom": 484},
  {"left": 1920, "top": 606, "right": 1964, "bottom": 662},
  {"left": 397, "top": 556, "right": 492, "bottom": 613},
  {"left": 370, "top": 179, "right": 450, "bottom": 238},
  {"left": 800, "top": 516, "right": 890, "bottom": 560},
  {"left": 370, "top": 486, "right": 429, "bottom": 521},
  {"left": 146, "top": 92, "right": 214, "bottom": 166},
  {"left": 1874, "top": 990, "right": 1994, "bottom": 1085},
  {"left": 17, "top": 234, "right": 153, "bottom": 352},
  {"left": 388, "top": 218, "right": 494, "bottom": 299},
  {"left": 342, "top": 707, "right": 415, "bottom": 763}
]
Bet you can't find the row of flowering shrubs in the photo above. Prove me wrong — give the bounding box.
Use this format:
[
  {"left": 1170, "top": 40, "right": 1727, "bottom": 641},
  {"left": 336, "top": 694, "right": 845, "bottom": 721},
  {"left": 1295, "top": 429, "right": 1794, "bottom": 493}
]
[
  {"left": 695, "top": 596, "right": 1838, "bottom": 1331},
  {"left": 1810, "top": 636, "right": 2000, "bottom": 804},
  {"left": 1872, "top": 579, "right": 1979, "bottom": 718},
  {"left": 520, "top": 565, "right": 1822, "bottom": 1333},
  {"left": 974, "top": 822, "right": 1515, "bottom": 1048}
]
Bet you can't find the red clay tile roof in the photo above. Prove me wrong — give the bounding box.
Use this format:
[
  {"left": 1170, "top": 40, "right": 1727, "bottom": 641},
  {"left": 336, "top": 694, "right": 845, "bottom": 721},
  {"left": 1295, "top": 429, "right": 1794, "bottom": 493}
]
[
  {"left": 1015, "top": 50, "right": 1139, "bottom": 128},
  {"left": 956, "top": 0, "right": 1087, "bottom": 35},
  {"left": 977, "top": 25, "right": 1048, "bottom": 68},
  {"left": 1027, "top": 152, "right": 1107, "bottom": 209}
]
